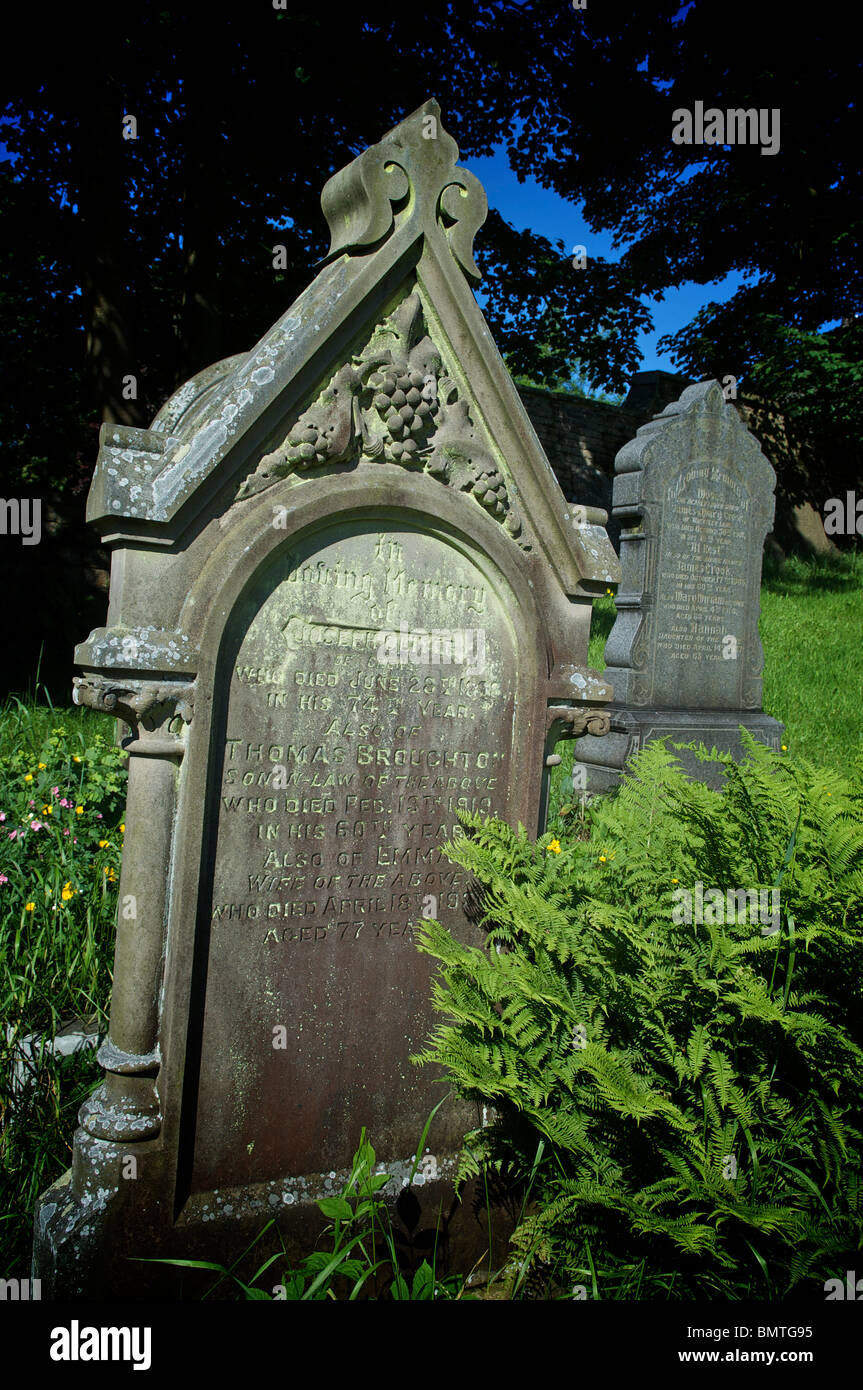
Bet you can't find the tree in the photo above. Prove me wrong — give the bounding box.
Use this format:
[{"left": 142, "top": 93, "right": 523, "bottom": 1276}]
[
  {"left": 5, "top": 1, "right": 858, "bottom": 497},
  {"left": 0, "top": 2, "right": 648, "bottom": 502},
  {"left": 502, "top": 0, "right": 862, "bottom": 440}
]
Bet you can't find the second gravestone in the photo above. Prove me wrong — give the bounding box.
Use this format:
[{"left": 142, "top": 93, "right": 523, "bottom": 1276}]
[
  {"left": 33, "top": 101, "right": 619, "bottom": 1296},
  {"left": 575, "top": 381, "right": 783, "bottom": 792}
]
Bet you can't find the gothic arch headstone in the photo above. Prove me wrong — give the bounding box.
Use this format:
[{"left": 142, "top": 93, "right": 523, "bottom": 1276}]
[{"left": 34, "top": 101, "right": 618, "bottom": 1296}]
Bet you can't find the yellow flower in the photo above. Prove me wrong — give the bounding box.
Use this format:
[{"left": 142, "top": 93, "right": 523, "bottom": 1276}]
[
  {"left": 103, "top": 867, "right": 117, "bottom": 882},
  {"left": 599, "top": 854, "right": 607, "bottom": 863},
  {"left": 61, "top": 882, "right": 75, "bottom": 901},
  {"left": 120, "top": 823, "right": 125, "bottom": 833},
  {"left": 547, "top": 839, "right": 561, "bottom": 854},
  {"left": 38, "top": 762, "right": 46, "bottom": 770},
  {"left": 672, "top": 878, "right": 679, "bottom": 884},
  {"left": 99, "top": 839, "right": 109, "bottom": 849},
  {"left": 75, "top": 806, "right": 84, "bottom": 815},
  {"left": 72, "top": 755, "right": 81, "bottom": 763},
  {"left": 24, "top": 774, "right": 33, "bottom": 782},
  {"left": 781, "top": 744, "right": 787, "bottom": 751},
  {"left": 24, "top": 902, "right": 35, "bottom": 912},
  {"left": 43, "top": 806, "right": 53, "bottom": 815}
]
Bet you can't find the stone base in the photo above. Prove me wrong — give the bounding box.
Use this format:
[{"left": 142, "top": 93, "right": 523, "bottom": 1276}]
[
  {"left": 573, "top": 707, "right": 785, "bottom": 794},
  {"left": 32, "top": 1131, "right": 133, "bottom": 1299},
  {"left": 32, "top": 1126, "right": 516, "bottom": 1300}
]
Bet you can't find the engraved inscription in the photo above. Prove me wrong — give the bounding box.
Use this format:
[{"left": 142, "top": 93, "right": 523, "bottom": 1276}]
[
  {"left": 653, "top": 465, "right": 751, "bottom": 706},
  {"left": 190, "top": 524, "right": 518, "bottom": 1188}
]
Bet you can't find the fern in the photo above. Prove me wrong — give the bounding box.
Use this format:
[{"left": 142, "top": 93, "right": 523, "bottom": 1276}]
[{"left": 413, "top": 736, "right": 863, "bottom": 1298}]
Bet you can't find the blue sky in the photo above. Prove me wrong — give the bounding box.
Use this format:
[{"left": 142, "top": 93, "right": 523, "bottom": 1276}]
[{"left": 468, "top": 144, "right": 747, "bottom": 384}]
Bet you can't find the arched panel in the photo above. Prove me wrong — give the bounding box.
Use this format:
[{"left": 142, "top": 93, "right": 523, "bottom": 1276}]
[{"left": 186, "top": 518, "right": 522, "bottom": 1193}]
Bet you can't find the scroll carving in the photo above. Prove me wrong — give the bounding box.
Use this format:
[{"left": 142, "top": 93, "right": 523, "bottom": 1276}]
[
  {"left": 547, "top": 706, "right": 613, "bottom": 740},
  {"left": 319, "top": 98, "right": 487, "bottom": 284},
  {"left": 73, "top": 675, "right": 196, "bottom": 731}
]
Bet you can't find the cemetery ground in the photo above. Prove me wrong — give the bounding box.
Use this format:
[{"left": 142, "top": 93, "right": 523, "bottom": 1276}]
[{"left": 2, "top": 547, "right": 862, "bottom": 1299}]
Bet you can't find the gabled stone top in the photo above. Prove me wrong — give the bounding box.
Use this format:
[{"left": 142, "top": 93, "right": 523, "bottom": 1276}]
[
  {"left": 614, "top": 380, "right": 776, "bottom": 496},
  {"left": 84, "top": 100, "right": 619, "bottom": 593}
]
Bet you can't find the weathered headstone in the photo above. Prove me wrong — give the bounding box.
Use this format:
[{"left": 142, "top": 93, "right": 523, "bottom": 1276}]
[
  {"left": 33, "top": 101, "right": 619, "bottom": 1296},
  {"left": 575, "top": 381, "right": 783, "bottom": 793}
]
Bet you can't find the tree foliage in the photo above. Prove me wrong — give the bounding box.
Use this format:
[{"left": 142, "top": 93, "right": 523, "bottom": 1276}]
[
  {"left": 4, "top": 2, "right": 859, "bottom": 504},
  {"left": 0, "top": 3, "right": 636, "bottom": 497},
  {"left": 509, "top": 3, "right": 861, "bottom": 397}
]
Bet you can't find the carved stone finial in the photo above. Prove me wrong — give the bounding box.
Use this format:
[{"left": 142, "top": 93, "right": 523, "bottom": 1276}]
[{"left": 320, "top": 100, "right": 488, "bottom": 283}]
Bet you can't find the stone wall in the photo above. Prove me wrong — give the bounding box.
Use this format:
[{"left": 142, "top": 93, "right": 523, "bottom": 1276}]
[
  {"left": 519, "top": 370, "right": 842, "bottom": 558},
  {"left": 516, "top": 371, "right": 694, "bottom": 549},
  {"left": 516, "top": 387, "right": 637, "bottom": 511}
]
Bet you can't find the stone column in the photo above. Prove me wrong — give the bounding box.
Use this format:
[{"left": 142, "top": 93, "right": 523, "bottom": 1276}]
[{"left": 72, "top": 676, "right": 194, "bottom": 1141}]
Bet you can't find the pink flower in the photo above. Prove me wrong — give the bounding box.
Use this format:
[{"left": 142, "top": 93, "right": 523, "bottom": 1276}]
[
  {"left": 28, "top": 800, "right": 35, "bottom": 808},
  {"left": 0, "top": 875, "right": 7, "bottom": 885},
  {"left": 0, "top": 812, "right": 5, "bottom": 822},
  {"left": 51, "top": 786, "right": 59, "bottom": 796},
  {"left": 9, "top": 830, "right": 19, "bottom": 840},
  {"left": 96, "top": 813, "right": 103, "bottom": 820},
  {"left": 58, "top": 799, "right": 72, "bottom": 809},
  {"left": 63, "top": 829, "right": 70, "bottom": 837},
  {"left": 30, "top": 820, "right": 43, "bottom": 831}
]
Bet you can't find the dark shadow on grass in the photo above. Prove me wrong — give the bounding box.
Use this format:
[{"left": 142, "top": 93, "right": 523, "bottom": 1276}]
[{"left": 762, "top": 549, "right": 863, "bottom": 597}]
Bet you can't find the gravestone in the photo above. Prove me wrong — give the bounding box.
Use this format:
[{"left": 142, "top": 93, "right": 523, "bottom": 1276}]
[
  {"left": 575, "top": 381, "right": 783, "bottom": 793},
  {"left": 33, "top": 100, "right": 619, "bottom": 1297}
]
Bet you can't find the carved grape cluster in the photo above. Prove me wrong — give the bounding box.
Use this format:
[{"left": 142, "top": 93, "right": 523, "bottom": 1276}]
[
  {"left": 469, "top": 463, "right": 509, "bottom": 520},
  {"left": 280, "top": 365, "right": 358, "bottom": 470},
  {"left": 283, "top": 419, "right": 332, "bottom": 468},
  {"left": 368, "top": 364, "right": 439, "bottom": 462}
]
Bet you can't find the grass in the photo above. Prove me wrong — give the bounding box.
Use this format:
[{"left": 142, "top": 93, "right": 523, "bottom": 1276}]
[
  {"left": 1, "top": 549, "right": 860, "bottom": 1289},
  {"left": 0, "top": 689, "right": 125, "bottom": 1276},
  {"left": 759, "top": 548, "right": 863, "bottom": 766}
]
